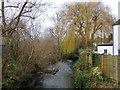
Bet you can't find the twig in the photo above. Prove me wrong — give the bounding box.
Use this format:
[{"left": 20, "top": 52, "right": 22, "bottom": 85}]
[
  {"left": 4, "top": 6, "right": 19, "bottom": 8},
  {"left": 25, "top": 45, "right": 34, "bottom": 70}
]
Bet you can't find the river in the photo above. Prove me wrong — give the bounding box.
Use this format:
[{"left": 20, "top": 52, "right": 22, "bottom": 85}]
[{"left": 35, "top": 60, "right": 74, "bottom": 88}]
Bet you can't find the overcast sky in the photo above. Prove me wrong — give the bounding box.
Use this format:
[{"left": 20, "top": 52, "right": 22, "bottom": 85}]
[
  {"left": 42, "top": 0, "right": 120, "bottom": 28},
  {"left": 1, "top": 0, "right": 120, "bottom": 19},
  {"left": 54, "top": 0, "right": 120, "bottom": 17},
  {"left": 1, "top": 0, "right": 120, "bottom": 28},
  {"left": 101, "top": 0, "right": 119, "bottom": 18}
]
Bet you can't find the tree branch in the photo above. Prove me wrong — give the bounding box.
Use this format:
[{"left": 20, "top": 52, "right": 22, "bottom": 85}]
[
  {"left": 1, "top": 1, "right": 7, "bottom": 27},
  {"left": 22, "top": 10, "right": 32, "bottom": 14},
  {"left": 14, "top": 0, "right": 28, "bottom": 29},
  {"left": 3, "top": 0, "right": 28, "bottom": 36},
  {"left": 21, "top": 15, "right": 35, "bottom": 19},
  {"left": 4, "top": 6, "right": 19, "bottom": 8}
]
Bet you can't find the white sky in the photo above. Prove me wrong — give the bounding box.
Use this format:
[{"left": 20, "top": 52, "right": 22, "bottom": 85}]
[
  {"left": 0, "top": 0, "right": 119, "bottom": 18},
  {"left": 43, "top": 0, "right": 120, "bottom": 28},
  {"left": 0, "top": 0, "right": 120, "bottom": 28},
  {"left": 102, "top": 0, "right": 119, "bottom": 18},
  {"left": 46, "top": 0, "right": 120, "bottom": 17}
]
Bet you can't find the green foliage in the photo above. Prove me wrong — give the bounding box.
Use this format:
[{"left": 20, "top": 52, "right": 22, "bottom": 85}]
[
  {"left": 4, "top": 76, "right": 15, "bottom": 86},
  {"left": 73, "top": 50, "right": 91, "bottom": 88},
  {"left": 3, "top": 60, "right": 23, "bottom": 88},
  {"left": 74, "top": 64, "right": 103, "bottom": 88},
  {"left": 73, "top": 49, "right": 90, "bottom": 69},
  {"left": 62, "top": 50, "right": 79, "bottom": 61},
  {"left": 61, "top": 29, "right": 77, "bottom": 54},
  {"left": 73, "top": 49, "right": 117, "bottom": 88},
  {"left": 92, "top": 53, "right": 101, "bottom": 66},
  {"left": 91, "top": 67, "right": 103, "bottom": 81},
  {"left": 73, "top": 50, "right": 110, "bottom": 88},
  {"left": 73, "top": 59, "right": 91, "bottom": 72},
  {"left": 102, "top": 76, "right": 113, "bottom": 83},
  {"left": 118, "top": 83, "right": 120, "bottom": 88},
  {"left": 74, "top": 67, "right": 104, "bottom": 88},
  {"left": 74, "top": 71, "right": 91, "bottom": 88}
]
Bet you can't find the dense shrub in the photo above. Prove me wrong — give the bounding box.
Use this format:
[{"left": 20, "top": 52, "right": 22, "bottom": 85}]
[
  {"left": 92, "top": 53, "right": 101, "bottom": 67},
  {"left": 62, "top": 53, "right": 78, "bottom": 61},
  {"left": 73, "top": 57, "right": 103, "bottom": 88},
  {"left": 2, "top": 33, "right": 60, "bottom": 88},
  {"left": 74, "top": 70, "right": 91, "bottom": 88},
  {"left": 73, "top": 49, "right": 117, "bottom": 88}
]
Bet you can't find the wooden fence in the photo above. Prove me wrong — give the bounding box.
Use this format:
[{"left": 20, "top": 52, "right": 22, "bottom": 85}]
[{"left": 99, "top": 55, "right": 120, "bottom": 83}]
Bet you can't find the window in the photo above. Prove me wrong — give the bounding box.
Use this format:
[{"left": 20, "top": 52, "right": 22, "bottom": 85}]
[
  {"left": 118, "top": 50, "right": 120, "bottom": 55},
  {"left": 104, "top": 49, "right": 107, "bottom": 54}
]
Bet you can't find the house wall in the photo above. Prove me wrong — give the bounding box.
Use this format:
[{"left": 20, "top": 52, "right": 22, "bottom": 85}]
[
  {"left": 119, "top": 1, "right": 120, "bottom": 19},
  {"left": 97, "top": 46, "right": 113, "bottom": 55},
  {"left": 118, "top": 25, "right": 120, "bottom": 50},
  {"left": 113, "top": 25, "right": 118, "bottom": 55}
]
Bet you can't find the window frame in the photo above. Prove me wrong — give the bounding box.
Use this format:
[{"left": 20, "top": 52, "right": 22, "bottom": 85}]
[{"left": 104, "top": 49, "right": 107, "bottom": 54}]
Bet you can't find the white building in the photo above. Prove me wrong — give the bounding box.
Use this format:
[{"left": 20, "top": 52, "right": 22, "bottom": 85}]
[{"left": 97, "top": 19, "right": 120, "bottom": 55}]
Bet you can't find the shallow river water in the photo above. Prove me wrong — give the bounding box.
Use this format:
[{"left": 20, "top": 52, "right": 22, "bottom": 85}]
[{"left": 37, "top": 60, "right": 74, "bottom": 88}]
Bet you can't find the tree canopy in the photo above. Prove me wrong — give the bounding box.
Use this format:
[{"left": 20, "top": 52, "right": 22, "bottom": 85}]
[{"left": 57, "top": 2, "right": 115, "bottom": 54}]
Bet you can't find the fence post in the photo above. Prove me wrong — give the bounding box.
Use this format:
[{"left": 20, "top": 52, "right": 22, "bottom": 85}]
[
  {"left": 101, "top": 55, "right": 104, "bottom": 73},
  {"left": 118, "top": 56, "right": 120, "bottom": 86}
]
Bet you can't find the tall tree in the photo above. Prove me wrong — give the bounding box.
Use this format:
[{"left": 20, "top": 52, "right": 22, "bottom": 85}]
[
  {"left": 1, "top": 0, "right": 50, "bottom": 86},
  {"left": 49, "top": 13, "right": 67, "bottom": 56},
  {"left": 59, "top": 2, "right": 115, "bottom": 53}
]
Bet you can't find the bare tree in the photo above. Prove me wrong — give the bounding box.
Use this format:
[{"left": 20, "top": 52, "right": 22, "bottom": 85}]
[
  {"left": 1, "top": 0, "right": 49, "bottom": 38},
  {"left": 1, "top": 1, "right": 51, "bottom": 87},
  {"left": 48, "top": 13, "right": 67, "bottom": 57}
]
